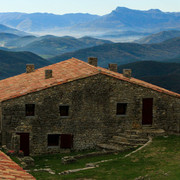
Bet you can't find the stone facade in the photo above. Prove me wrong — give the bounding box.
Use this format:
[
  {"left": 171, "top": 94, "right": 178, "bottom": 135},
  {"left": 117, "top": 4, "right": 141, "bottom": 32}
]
[{"left": 1, "top": 73, "right": 180, "bottom": 155}]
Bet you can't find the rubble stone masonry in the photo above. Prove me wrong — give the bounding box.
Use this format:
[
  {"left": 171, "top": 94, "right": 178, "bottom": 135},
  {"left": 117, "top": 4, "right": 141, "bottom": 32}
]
[{"left": 1, "top": 74, "right": 180, "bottom": 155}]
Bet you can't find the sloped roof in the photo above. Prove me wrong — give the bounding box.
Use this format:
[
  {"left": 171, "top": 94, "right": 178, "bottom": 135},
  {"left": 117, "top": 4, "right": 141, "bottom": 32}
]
[
  {"left": 0, "top": 57, "right": 179, "bottom": 102},
  {"left": 0, "top": 150, "right": 35, "bottom": 179}
]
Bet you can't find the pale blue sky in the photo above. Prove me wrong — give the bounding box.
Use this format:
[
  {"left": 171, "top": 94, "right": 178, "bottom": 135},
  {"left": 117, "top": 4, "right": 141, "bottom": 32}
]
[{"left": 0, "top": 0, "right": 179, "bottom": 15}]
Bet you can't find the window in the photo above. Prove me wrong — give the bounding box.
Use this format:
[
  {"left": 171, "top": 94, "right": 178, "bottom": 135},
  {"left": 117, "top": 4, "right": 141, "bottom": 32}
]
[
  {"left": 116, "top": 103, "right": 127, "bottom": 115},
  {"left": 25, "top": 104, "right": 35, "bottom": 116},
  {"left": 48, "top": 134, "right": 60, "bottom": 146},
  {"left": 59, "top": 105, "right": 69, "bottom": 116}
]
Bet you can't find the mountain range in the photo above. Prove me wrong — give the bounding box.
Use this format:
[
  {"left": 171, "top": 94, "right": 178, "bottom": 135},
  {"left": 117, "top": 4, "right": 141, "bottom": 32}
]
[
  {"left": 49, "top": 37, "right": 180, "bottom": 66},
  {"left": 1, "top": 7, "right": 180, "bottom": 36}
]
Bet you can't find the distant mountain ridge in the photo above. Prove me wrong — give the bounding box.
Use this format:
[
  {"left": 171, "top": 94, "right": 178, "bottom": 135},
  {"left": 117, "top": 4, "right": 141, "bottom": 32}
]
[
  {"left": 49, "top": 37, "right": 180, "bottom": 66},
  {"left": 75, "top": 7, "right": 180, "bottom": 32},
  {"left": 0, "top": 7, "right": 180, "bottom": 34},
  {"left": 0, "top": 12, "right": 99, "bottom": 32},
  {"left": 135, "top": 30, "right": 180, "bottom": 44}
]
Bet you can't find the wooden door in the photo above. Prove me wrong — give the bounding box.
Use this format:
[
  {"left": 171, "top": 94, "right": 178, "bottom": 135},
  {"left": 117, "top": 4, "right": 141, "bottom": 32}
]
[
  {"left": 17, "top": 133, "right": 29, "bottom": 156},
  {"left": 142, "top": 98, "right": 153, "bottom": 125},
  {"left": 60, "top": 134, "right": 73, "bottom": 149}
]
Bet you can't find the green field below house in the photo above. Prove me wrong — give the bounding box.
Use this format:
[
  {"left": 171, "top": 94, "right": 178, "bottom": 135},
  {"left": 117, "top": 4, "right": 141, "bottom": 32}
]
[{"left": 27, "top": 135, "right": 180, "bottom": 180}]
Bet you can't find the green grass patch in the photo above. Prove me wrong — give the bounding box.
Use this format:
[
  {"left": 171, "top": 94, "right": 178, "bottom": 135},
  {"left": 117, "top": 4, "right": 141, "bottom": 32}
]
[{"left": 26, "top": 135, "right": 180, "bottom": 180}]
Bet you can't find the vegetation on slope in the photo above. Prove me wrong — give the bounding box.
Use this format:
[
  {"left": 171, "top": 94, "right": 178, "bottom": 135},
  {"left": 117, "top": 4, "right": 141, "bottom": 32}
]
[{"left": 27, "top": 135, "right": 180, "bottom": 180}]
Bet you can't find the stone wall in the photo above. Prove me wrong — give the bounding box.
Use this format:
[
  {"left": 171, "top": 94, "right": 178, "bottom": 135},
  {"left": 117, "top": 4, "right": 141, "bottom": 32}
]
[{"left": 1, "top": 74, "right": 180, "bottom": 154}]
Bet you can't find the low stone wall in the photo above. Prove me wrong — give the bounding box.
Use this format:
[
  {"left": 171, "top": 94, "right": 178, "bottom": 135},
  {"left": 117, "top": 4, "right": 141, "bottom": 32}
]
[{"left": 61, "top": 150, "right": 117, "bottom": 164}]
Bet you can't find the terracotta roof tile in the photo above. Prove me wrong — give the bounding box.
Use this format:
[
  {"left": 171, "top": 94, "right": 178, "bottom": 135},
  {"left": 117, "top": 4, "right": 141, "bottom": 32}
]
[
  {"left": 0, "top": 151, "right": 35, "bottom": 179},
  {"left": 0, "top": 58, "right": 179, "bottom": 102}
]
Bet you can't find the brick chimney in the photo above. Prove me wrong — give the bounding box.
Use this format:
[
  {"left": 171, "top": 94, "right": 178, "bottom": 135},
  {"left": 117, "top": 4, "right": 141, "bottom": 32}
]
[
  {"left": 88, "top": 57, "right": 98, "bottom": 67},
  {"left": 108, "top": 64, "right": 118, "bottom": 72},
  {"left": 45, "top": 70, "right": 52, "bottom": 79},
  {"left": 123, "top": 69, "right": 132, "bottom": 78},
  {"left": 26, "top": 64, "right": 35, "bottom": 73}
]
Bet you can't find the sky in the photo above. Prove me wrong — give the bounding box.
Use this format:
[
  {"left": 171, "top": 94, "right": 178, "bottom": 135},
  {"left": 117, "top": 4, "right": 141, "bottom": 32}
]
[{"left": 0, "top": 0, "right": 179, "bottom": 15}]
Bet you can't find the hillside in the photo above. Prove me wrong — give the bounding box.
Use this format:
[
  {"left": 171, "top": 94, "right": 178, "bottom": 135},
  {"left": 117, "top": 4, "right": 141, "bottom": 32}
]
[
  {"left": 5, "top": 35, "right": 37, "bottom": 48},
  {"left": 13, "top": 36, "right": 112, "bottom": 57},
  {"left": 49, "top": 37, "right": 180, "bottom": 67},
  {"left": 1, "top": 35, "right": 112, "bottom": 58},
  {"left": 0, "top": 50, "right": 51, "bottom": 79},
  {"left": 0, "top": 32, "right": 19, "bottom": 40},
  {"left": 135, "top": 30, "right": 180, "bottom": 44},
  {"left": 0, "top": 24, "right": 28, "bottom": 36},
  {"left": 118, "top": 61, "right": 180, "bottom": 93}
]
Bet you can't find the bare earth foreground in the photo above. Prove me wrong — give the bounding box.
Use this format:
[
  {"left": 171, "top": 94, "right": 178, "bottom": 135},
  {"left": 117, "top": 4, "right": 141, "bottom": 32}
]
[{"left": 0, "top": 151, "right": 35, "bottom": 179}]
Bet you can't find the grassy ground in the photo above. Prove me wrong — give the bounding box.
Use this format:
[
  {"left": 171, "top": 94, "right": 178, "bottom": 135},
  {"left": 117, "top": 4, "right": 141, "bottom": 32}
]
[{"left": 27, "top": 135, "right": 180, "bottom": 179}]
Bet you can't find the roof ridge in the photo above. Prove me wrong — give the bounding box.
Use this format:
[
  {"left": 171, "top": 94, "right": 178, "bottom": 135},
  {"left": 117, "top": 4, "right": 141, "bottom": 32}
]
[
  {"left": 71, "top": 57, "right": 100, "bottom": 71},
  {"left": 0, "top": 58, "right": 99, "bottom": 82}
]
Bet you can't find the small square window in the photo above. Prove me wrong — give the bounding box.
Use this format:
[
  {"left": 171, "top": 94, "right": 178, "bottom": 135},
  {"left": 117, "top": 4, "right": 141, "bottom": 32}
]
[
  {"left": 116, "top": 103, "right": 127, "bottom": 115},
  {"left": 59, "top": 105, "right": 69, "bottom": 116},
  {"left": 26, "top": 104, "right": 35, "bottom": 116},
  {"left": 48, "top": 134, "right": 60, "bottom": 146}
]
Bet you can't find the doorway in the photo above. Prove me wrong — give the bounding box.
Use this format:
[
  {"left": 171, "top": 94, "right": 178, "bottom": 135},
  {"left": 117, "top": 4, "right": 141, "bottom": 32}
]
[
  {"left": 142, "top": 98, "right": 153, "bottom": 125},
  {"left": 16, "top": 133, "right": 29, "bottom": 156}
]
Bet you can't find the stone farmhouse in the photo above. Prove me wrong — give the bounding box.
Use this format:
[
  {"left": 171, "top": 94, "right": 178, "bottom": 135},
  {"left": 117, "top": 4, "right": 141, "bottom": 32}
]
[{"left": 0, "top": 57, "right": 179, "bottom": 156}]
